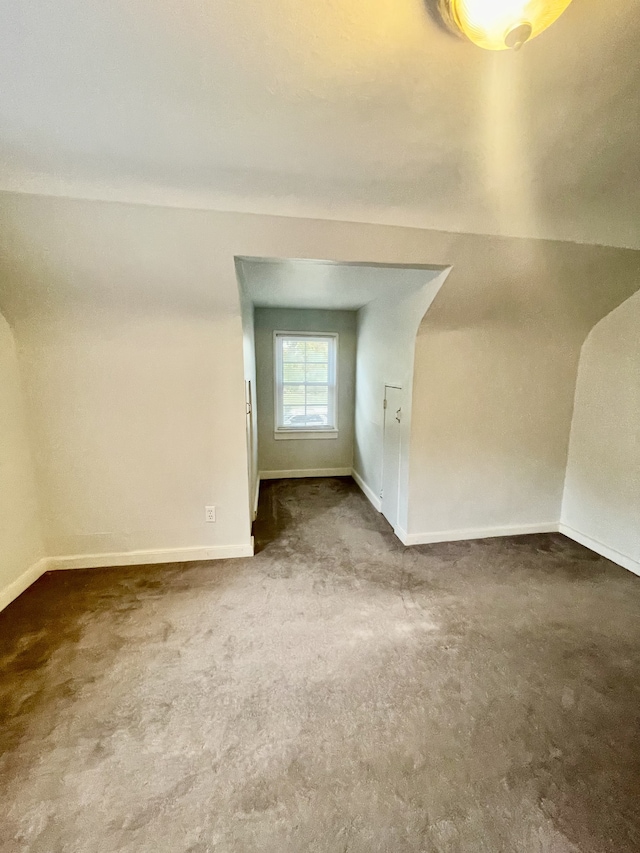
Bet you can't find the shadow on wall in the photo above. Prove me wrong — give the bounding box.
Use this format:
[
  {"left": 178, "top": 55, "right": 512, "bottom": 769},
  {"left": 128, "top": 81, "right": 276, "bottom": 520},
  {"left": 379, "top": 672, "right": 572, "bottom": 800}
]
[{"left": 422, "top": 0, "right": 458, "bottom": 36}]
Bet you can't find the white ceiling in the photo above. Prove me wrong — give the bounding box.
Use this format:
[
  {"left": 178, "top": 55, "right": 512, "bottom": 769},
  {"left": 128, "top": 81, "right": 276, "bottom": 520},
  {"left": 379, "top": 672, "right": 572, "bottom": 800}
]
[
  {"left": 1, "top": 1, "right": 638, "bottom": 249},
  {"left": 236, "top": 258, "right": 446, "bottom": 310}
]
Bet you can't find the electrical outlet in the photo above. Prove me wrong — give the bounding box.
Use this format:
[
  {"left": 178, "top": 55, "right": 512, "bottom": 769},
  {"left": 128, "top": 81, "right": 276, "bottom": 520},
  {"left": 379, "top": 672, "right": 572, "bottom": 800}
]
[{"left": 205, "top": 505, "right": 216, "bottom": 523}]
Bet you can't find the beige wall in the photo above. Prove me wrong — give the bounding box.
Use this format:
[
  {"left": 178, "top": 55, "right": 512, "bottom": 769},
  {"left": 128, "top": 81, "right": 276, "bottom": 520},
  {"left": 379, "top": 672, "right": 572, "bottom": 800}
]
[
  {"left": 0, "top": 313, "right": 44, "bottom": 608},
  {"left": 255, "top": 308, "right": 356, "bottom": 477},
  {"left": 561, "top": 290, "right": 640, "bottom": 573},
  {"left": 14, "top": 311, "right": 252, "bottom": 561},
  {"left": 1, "top": 191, "right": 639, "bottom": 572},
  {"left": 408, "top": 326, "right": 579, "bottom": 541}
]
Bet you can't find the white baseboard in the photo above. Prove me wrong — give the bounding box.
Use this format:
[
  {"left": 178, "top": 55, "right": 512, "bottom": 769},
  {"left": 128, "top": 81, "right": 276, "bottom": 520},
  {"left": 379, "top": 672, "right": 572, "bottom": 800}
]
[
  {"left": 394, "top": 526, "right": 410, "bottom": 545},
  {"left": 0, "top": 557, "right": 50, "bottom": 613},
  {"left": 48, "top": 542, "right": 255, "bottom": 572},
  {"left": 559, "top": 524, "right": 640, "bottom": 577},
  {"left": 259, "top": 468, "right": 352, "bottom": 480},
  {"left": 400, "top": 522, "right": 560, "bottom": 547},
  {"left": 351, "top": 468, "right": 382, "bottom": 512},
  {"left": 0, "top": 543, "right": 255, "bottom": 611}
]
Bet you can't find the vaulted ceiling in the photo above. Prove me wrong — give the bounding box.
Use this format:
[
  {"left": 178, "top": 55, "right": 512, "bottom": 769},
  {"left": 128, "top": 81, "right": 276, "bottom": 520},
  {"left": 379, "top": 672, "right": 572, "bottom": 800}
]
[{"left": 1, "top": 1, "right": 638, "bottom": 249}]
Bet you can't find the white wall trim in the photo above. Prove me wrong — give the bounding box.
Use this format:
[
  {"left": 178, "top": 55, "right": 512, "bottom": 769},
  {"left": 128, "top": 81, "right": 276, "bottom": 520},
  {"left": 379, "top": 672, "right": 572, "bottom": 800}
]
[
  {"left": 0, "top": 543, "right": 256, "bottom": 610},
  {"left": 4, "top": 525, "right": 636, "bottom": 613},
  {"left": 273, "top": 330, "right": 339, "bottom": 435},
  {"left": 394, "top": 526, "right": 410, "bottom": 545},
  {"left": 559, "top": 524, "right": 640, "bottom": 577},
  {"left": 0, "top": 557, "right": 50, "bottom": 613},
  {"left": 399, "top": 522, "right": 560, "bottom": 547},
  {"left": 48, "top": 542, "right": 255, "bottom": 571},
  {"left": 259, "top": 467, "right": 352, "bottom": 480},
  {"left": 273, "top": 430, "right": 338, "bottom": 441},
  {"left": 351, "top": 468, "right": 382, "bottom": 512}
]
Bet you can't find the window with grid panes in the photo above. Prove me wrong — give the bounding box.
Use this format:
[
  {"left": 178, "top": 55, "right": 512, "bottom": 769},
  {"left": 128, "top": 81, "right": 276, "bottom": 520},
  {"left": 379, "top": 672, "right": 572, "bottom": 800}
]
[{"left": 274, "top": 333, "right": 338, "bottom": 432}]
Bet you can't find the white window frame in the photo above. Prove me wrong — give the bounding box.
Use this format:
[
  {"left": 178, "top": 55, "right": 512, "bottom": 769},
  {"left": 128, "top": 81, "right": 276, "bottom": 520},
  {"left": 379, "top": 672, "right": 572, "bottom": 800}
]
[{"left": 273, "top": 331, "right": 339, "bottom": 441}]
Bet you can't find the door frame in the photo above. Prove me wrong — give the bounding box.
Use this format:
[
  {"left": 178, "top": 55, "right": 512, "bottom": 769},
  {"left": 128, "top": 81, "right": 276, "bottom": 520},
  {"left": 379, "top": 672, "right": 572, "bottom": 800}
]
[
  {"left": 245, "top": 379, "right": 258, "bottom": 520},
  {"left": 381, "top": 384, "right": 402, "bottom": 529}
]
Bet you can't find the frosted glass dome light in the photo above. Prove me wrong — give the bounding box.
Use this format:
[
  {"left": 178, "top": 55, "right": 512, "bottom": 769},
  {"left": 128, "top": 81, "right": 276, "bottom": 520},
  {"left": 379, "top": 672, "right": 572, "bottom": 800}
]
[{"left": 440, "top": 0, "right": 574, "bottom": 50}]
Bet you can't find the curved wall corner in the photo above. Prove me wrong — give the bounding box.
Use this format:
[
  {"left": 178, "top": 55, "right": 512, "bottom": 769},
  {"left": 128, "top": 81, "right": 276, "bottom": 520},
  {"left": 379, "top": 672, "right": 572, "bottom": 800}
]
[
  {"left": 561, "top": 289, "right": 640, "bottom": 575},
  {"left": 353, "top": 268, "right": 450, "bottom": 536}
]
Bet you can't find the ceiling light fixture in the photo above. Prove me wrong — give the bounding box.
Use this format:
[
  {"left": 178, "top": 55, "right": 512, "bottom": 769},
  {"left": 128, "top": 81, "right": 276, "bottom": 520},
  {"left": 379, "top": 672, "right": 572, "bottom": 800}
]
[{"left": 438, "top": 0, "right": 574, "bottom": 50}]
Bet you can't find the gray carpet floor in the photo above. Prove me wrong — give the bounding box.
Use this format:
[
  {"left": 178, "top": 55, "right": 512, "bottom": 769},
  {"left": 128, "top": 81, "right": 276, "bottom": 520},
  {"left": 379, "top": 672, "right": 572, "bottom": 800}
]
[{"left": 1, "top": 477, "right": 640, "bottom": 853}]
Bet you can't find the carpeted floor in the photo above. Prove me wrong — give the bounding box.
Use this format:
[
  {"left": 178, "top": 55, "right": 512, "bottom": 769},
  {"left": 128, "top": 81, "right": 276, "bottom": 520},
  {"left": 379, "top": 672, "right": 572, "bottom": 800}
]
[{"left": 1, "top": 477, "right": 640, "bottom": 853}]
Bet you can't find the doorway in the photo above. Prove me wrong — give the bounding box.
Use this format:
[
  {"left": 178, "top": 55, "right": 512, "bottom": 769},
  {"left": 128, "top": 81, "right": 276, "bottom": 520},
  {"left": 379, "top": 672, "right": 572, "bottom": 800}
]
[{"left": 235, "top": 256, "right": 449, "bottom": 543}]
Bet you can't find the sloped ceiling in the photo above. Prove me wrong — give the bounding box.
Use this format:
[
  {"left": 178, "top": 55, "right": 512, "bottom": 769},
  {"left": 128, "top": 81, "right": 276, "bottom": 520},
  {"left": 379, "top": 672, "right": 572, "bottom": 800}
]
[
  {"left": 1, "top": 0, "right": 638, "bottom": 249},
  {"left": 236, "top": 258, "right": 446, "bottom": 310}
]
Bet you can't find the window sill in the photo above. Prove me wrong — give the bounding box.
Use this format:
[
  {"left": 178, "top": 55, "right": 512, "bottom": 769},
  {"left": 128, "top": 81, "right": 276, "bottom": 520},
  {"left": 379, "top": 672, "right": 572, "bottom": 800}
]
[{"left": 274, "top": 430, "right": 339, "bottom": 441}]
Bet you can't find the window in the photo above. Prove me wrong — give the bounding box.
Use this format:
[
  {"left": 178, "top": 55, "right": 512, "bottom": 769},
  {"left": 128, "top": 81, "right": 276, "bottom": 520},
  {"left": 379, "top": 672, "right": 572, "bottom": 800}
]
[{"left": 274, "top": 332, "right": 338, "bottom": 438}]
